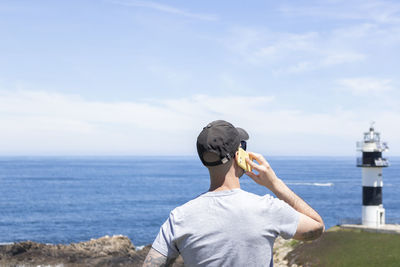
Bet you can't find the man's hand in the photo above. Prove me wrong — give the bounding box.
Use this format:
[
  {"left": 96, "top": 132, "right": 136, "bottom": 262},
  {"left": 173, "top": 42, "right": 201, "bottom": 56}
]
[
  {"left": 245, "top": 152, "right": 279, "bottom": 190},
  {"left": 245, "top": 152, "right": 325, "bottom": 241}
]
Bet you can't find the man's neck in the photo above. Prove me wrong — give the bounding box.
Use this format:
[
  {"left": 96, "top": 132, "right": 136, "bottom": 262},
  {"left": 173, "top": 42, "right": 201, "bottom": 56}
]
[
  {"left": 209, "top": 184, "right": 240, "bottom": 192},
  {"left": 208, "top": 171, "right": 241, "bottom": 192}
]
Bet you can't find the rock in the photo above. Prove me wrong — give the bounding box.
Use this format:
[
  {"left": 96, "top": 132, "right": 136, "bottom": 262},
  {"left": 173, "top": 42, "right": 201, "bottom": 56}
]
[
  {"left": 273, "top": 236, "right": 302, "bottom": 267},
  {"left": 0, "top": 235, "right": 178, "bottom": 267}
]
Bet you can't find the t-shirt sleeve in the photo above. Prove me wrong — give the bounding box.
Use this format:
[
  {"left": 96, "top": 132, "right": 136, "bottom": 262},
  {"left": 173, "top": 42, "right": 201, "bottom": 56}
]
[
  {"left": 151, "top": 210, "right": 180, "bottom": 258},
  {"left": 264, "top": 195, "right": 300, "bottom": 239}
]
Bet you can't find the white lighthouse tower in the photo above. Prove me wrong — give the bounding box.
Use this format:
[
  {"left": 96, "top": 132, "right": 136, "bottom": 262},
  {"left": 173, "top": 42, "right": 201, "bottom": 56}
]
[{"left": 356, "top": 122, "right": 389, "bottom": 227}]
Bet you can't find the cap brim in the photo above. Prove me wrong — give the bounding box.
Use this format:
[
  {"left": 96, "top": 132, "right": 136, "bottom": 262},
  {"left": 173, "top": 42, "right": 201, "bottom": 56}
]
[{"left": 236, "top": 127, "right": 249, "bottom": 141}]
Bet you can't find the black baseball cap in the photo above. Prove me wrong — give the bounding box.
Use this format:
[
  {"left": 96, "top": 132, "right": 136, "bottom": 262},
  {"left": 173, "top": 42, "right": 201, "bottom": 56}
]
[{"left": 197, "top": 120, "right": 249, "bottom": 166}]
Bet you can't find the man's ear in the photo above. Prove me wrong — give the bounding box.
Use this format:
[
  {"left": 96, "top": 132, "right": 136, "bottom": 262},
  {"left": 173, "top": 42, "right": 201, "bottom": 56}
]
[
  {"left": 233, "top": 150, "right": 242, "bottom": 168},
  {"left": 234, "top": 151, "right": 240, "bottom": 165}
]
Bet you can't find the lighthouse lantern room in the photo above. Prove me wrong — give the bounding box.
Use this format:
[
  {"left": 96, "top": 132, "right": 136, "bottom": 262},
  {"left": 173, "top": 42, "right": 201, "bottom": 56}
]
[{"left": 356, "top": 122, "right": 389, "bottom": 227}]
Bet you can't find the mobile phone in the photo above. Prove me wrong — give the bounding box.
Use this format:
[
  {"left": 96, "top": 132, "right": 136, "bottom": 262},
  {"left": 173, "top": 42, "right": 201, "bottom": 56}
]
[{"left": 237, "top": 147, "right": 252, "bottom": 172}]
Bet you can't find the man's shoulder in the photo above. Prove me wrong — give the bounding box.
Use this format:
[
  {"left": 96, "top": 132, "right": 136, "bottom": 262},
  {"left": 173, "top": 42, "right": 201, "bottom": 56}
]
[
  {"left": 168, "top": 192, "right": 208, "bottom": 219},
  {"left": 175, "top": 191, "right": 208, "bottom": 208},
  {"left": 236, "top": 189, "right": 276, "bottom": 203},
  {"left": 240, "top": 189, "right": 270, "bottom": 198}
]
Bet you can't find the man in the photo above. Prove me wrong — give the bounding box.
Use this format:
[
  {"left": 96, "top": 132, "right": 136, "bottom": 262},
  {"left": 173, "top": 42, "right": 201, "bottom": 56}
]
[{"left": 143, "top": 120, "right": 324, "bottom": 266}]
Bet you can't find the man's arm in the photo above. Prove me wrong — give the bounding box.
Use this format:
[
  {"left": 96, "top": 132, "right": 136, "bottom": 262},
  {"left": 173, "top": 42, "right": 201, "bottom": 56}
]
[
  {"left": 246, "top": 152, "right": 325, "bottom": 241},
  {"left": 142, "top": 248, "right": 176, "bottom": 267}
]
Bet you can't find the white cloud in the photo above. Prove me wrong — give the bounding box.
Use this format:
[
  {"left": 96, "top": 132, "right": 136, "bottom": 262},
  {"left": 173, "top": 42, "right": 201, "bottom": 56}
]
[
  {"left": 224, "top": 27, "right": 366, "bottom": 73},
  {"left": 109, "top": 0, "right": 218, "bottom": 21},
  {"left": 0, "top": 90, "right": 399, "bottom": 155},
  {"left": 322, "top": 52, "right": 366, "bottom": 66},
  {"left": 224, "top": 1, "right": 400, "bottom": 74},
  {"left": 0, "top": 90, "right": 273, "bottom": 155},
  {"left": 337, "top": 78, "right": 394, "bottom": 94},
  {"left": 279, "top": 0, "right": 400, "bottom": 24},
  {"left": 226, "top": 29, "right": 319, "bottom": 65}
]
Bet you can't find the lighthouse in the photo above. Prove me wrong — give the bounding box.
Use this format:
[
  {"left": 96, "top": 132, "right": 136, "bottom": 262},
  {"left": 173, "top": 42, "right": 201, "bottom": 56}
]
[{"left": 356, "top": 123, "right": 389, "bottom": 227}]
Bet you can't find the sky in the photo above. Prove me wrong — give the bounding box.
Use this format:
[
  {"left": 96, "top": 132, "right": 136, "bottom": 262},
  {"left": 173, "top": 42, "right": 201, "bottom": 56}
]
[{"left": 0, "top": 0, "right": 399, "bottom": 156}]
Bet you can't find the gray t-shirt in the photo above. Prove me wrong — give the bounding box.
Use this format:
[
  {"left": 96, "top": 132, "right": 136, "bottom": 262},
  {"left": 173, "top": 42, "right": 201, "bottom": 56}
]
[{"left": 152, "top": 188, "right": 299, "bottom": 267}]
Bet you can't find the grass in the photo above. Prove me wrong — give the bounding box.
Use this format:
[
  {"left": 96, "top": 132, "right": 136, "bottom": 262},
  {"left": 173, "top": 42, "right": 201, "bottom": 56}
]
[
  {"left": 286, "top": 226, "right": 400, "bottom": 267},
  {"left": 287, "top": 239, "right": 300, "bottom": 248}
]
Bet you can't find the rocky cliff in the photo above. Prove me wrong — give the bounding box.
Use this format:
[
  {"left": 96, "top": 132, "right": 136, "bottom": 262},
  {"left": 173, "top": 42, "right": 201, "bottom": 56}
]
[
  {"left": 0, "top": 235, "right": 297, "bottom": 267},
  {"left": 0, "top": 235, "right": 183, "bottom": 267}
]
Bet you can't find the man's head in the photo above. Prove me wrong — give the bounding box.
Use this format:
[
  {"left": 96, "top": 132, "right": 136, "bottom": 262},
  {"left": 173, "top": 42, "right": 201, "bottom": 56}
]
[{"left": 196, "top": 120, "right": 249, "bottom": 168}]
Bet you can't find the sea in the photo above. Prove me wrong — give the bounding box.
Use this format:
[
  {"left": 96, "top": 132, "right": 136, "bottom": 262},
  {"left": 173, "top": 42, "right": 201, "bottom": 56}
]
[{"left": 0, "top": 156, "right": 399, "bottom": 247}]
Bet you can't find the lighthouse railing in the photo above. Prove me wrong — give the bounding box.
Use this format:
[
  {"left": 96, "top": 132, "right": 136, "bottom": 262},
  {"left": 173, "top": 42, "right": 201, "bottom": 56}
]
[
  {"left": 357, "top": 157, "right": 389, "bottom": 167},
  {"left": 375, "top": 158, "right": 389, "bottom": 167}
]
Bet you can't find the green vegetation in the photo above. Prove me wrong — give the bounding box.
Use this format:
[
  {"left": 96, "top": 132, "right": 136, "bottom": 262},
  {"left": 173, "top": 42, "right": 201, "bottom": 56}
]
[
  {"left": 287, "top": 227, "right": 400, "bottom": 267},
  {"left": 287, "top": 239, "right": 300, "bottom": 248}
]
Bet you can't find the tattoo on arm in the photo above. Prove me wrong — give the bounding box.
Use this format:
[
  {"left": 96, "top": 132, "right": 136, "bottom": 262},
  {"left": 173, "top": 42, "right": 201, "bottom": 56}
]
[{"left": 143, "top": 248, "right": 176, "bottom": 267}]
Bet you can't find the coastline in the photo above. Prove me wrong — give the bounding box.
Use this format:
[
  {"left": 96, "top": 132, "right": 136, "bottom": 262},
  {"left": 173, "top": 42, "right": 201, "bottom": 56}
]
[
  {"left": 3, "top": 226, "right": 400, "bottom": 266},
  {"left": 0, "top": 235, "right": 152, "bottom": 267},
  {"left": 0, "top": 235, "right": 298, "bottom": 267}
]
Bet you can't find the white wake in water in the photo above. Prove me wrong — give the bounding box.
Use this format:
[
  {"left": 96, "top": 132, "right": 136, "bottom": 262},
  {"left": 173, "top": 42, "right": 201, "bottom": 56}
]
[{"left": 287, "top": 182, "right": 334, "bottom": 187}]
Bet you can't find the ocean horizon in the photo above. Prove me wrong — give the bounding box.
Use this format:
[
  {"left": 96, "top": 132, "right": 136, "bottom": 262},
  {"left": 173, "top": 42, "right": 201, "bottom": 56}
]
[{"left": 1, "top": 156, "right": 399, "bottom": 246}]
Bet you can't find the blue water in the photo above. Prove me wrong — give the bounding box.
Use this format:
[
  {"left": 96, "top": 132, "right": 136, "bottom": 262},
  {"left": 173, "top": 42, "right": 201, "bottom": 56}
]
[{"left": 0, "top": 156, "right": 399, "bottom": 246}]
